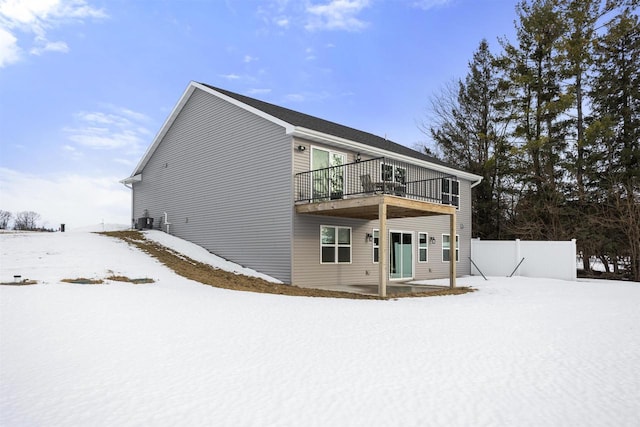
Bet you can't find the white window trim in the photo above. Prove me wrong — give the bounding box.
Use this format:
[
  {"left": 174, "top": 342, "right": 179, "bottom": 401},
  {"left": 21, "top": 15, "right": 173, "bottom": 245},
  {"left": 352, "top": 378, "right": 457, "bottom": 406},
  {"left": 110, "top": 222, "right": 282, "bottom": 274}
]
[
  {"left": 372, "top": 229, "right": 379, "bottom": 264},
  {"left": 381, "top": 163, "right": 407, "bottom": 184},
  {"left": 388, "top": 229, "right": 415, "bottom": 281},
  {"left": 311, "top": 146, "right": 347, "bottom": 200},
  {"left": 310, "top": 145, "right": 347, "bottom": 162},
  {"left": 320, "top": 225, "right": 352, "bottom": 264},
  {"left": 418, "top": 232, "right": 428, "bottom": 263},
  {"left": 442, "top": 178, "right": 460, "bottom": 210},
  {"left": 441, "top": 234, "right": 460, "bottom": 263}
]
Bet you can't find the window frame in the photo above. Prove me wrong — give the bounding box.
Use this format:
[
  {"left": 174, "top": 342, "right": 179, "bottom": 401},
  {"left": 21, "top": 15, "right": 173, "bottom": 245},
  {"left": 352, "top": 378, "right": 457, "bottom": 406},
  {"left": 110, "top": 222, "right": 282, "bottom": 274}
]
[
  {"left": 372, "top": 229, "right": 379, "bottom": 263},
  {"left": 418, "top": 232, "right": 428, "bottom": 263},
  {"left": 311, "top": 146, "right": 347, "bottom": 200},
  {"left": 442, "top": 178, "right": 460, "bottom": 209},
  {"left": 441, "top": 234, "right": 460, "bottom": 263},
  {"left": 381, "top": 163, "right": 407, "bottom": 185},
  {"left": 320, "top": 225, "right": 352, "bottom": 264}
]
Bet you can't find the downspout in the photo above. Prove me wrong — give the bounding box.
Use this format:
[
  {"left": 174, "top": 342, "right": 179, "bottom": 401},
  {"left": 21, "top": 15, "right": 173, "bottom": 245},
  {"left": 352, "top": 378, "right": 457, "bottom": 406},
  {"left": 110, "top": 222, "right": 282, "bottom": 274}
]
[
  {"left": 123, "top": 182, "right": 134, "bottom": 229},
  {"left": 470, "top": 177, "right": 484, "bottom": 188},
  {"left": 163, "top": 212, "right": 171, "bottom": 234}
]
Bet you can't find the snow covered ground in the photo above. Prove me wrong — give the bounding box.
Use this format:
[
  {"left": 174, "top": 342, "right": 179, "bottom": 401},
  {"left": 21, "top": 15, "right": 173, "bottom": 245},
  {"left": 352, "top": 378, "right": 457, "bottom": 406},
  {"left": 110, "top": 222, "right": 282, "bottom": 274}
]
[{"left": 1, "top": 231, "right": 639, "bottom": 426}]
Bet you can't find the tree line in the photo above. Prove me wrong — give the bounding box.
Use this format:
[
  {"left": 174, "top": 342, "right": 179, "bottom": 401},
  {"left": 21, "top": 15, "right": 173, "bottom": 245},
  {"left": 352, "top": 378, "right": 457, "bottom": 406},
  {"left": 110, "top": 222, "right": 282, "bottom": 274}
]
[
  {"left": 0, "top": 210, "right": 54, "bottom": 231},
  {"left": 424, "top": 0, "right": 639, "bottom": 281}
]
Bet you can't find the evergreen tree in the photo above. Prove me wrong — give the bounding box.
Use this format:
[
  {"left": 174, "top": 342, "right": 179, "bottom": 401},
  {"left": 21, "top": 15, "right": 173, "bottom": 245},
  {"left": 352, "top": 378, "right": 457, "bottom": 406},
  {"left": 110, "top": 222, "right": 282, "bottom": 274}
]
[
  {"left": 425, "top": 40, "right": 513, "bottom": 238},
  {"left": 499, "top": 0, "right": 572, "bottom": 240},
  {"left": 587, "top": 8, "right": 640, "bottom": 280},
  {"left": 557, "top": 0, "right": 601, "bottom": 270}
]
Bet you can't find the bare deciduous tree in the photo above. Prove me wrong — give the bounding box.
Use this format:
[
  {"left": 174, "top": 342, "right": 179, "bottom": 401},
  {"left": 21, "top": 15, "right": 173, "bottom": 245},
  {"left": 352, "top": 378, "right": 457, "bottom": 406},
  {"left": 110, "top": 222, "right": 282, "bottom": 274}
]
[
  {"left": 0, "top": 210, "right": 11, "bottom": 229},
  {"left": 14, "top": 211, "right": 41, "bottom": 231}
]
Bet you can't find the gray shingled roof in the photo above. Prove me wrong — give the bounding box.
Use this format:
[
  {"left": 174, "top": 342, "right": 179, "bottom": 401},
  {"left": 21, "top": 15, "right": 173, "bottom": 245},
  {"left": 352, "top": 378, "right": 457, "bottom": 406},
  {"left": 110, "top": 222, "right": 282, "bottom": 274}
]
[{"left": 199, "top": 83, "right": 459, "bottom": 172}]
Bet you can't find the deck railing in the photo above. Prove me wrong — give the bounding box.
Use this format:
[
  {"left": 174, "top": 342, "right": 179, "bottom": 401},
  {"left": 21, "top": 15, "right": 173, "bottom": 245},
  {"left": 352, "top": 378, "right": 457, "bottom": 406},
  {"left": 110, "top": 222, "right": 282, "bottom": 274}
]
[{"left": 294, "top": 157, "right": 458, "bottom": 206}]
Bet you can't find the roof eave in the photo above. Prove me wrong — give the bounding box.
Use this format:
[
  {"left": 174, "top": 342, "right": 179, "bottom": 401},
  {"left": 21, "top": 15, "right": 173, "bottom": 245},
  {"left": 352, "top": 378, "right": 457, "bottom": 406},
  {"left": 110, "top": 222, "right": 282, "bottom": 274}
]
[
  {"left": 194, "top": 82, "right": 296, "bottom": 134},
  {"left": 291, "top": 127, "right": 483, "bottom": 182},
  {"left": 120, "top": 174, "right": 142, "bottom": 185}
]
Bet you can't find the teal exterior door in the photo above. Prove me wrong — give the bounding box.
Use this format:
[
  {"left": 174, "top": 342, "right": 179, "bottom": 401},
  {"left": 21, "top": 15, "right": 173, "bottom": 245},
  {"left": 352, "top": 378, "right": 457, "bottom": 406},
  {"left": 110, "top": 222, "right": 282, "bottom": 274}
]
[{"left": 390, "top": 232, "right": 413, "bottom": 280}]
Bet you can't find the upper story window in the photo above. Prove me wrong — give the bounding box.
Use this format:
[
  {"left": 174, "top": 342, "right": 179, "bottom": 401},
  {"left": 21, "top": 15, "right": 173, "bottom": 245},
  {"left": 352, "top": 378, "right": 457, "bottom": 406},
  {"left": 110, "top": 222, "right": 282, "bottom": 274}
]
[
  {"left": 442, "top": 179, "right": 460, "bottom": 208},
  {"left": 381, "top": 164, "right": 407, "bottom": 184}
]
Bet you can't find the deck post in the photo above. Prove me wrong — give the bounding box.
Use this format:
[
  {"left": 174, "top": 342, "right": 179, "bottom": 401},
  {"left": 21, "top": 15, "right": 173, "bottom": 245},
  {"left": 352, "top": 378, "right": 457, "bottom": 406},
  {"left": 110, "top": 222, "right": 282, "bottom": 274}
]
[
  {"left": 379, "top": 202, "right": 388, "bottom": 298},
  {"left": 449, "top": 212, "right": 456, "bottom": 288}
]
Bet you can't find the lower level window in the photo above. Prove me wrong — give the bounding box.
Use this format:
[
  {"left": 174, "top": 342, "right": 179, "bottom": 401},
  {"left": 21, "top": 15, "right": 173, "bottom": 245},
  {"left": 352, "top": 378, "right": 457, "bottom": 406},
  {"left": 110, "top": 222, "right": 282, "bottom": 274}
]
[
  {"left": 418, "top": 232, "right": 428, "bottom": 262},
  {"left": 372, "top": 229, "right": 379, "bottom": 263},
  {"left": 442, "top": 234, "right": 459, "bottom": 262},
  {"left": 321, "top": 226, "right": 351, "bottom": 263}
]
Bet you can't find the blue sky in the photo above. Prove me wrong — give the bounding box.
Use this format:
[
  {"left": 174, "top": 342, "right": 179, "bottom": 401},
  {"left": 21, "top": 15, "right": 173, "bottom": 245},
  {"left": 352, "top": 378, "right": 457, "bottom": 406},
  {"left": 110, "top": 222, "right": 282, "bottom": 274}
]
[{"left": 0, "top": 0, "right": 517, "bottom": 228}]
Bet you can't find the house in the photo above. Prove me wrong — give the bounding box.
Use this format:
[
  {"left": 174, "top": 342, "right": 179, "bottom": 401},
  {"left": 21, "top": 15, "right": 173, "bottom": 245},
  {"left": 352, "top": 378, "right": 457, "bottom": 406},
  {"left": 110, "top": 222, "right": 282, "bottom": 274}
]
[{"left": 121, "top": 82, "right": 482, "bottom": 296}]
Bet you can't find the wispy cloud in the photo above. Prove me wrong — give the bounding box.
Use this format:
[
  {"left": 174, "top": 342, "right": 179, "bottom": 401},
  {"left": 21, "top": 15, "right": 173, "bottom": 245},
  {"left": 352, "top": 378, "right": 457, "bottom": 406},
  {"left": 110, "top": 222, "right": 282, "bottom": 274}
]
[
  {"left": 305, "top": 0, "right": 371, "bottom": 32},
  {"left": 63, "top": 106, "right": 151, "bottom": 152},
  {"left": 246, "top": 88, "right": 272, "bottom": 95},
  {"left": 305, "top": 47, "right": 316, "bottom": 60},
  {"left": 275, "top": 17, "right": 289, "bottom": 27},
  {"left": 220, "top": 73, "right": 241, "bottom": 80},
  {"left": 0, "top": 26, "right": 19, "bottom": 66},
  {"left": 29, "top": 38, "right": 68, "bottom": 55},
  {"left": 219, "top": 73, "right": 259, "bottom": 84},
  {"left": 283, "top": 90, "right": 333, "bottom": 103},
  {"left": 411, "top": 0, "right": 451, "bottom": 10},
  {"left": 0, "top": 0, "right": 107, "bottom": 67},
  {"left": 258, "top": 0, "right": 370, "bottom": 33},
  {"left": 285, "top": 93, "right": 305, "bottom": 102},
  {"left": 243, "top": 54, "right": 257, "bottom": 63}
]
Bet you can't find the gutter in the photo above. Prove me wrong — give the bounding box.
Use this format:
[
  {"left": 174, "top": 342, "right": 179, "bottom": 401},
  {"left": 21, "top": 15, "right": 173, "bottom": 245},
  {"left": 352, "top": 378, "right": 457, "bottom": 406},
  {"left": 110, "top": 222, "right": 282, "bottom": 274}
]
[
  {"left": 470, "top": 177, "right": 484, "bottom": 188},
  {"left": 120, "top": 174, "right": 142, "bottom": 187},
  {"left": 291, "top": 127, "right": 483, "bottom": 183}
]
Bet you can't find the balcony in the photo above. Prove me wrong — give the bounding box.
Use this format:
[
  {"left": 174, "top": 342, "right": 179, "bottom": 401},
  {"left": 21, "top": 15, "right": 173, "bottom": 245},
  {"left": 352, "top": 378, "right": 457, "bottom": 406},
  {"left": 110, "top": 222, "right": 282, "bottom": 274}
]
[
  {"left": 294, "top": 157, "right": 460, "bottom": 296},
  {"left": 294, "top": 157, "right": 458, "bottom": 212}
]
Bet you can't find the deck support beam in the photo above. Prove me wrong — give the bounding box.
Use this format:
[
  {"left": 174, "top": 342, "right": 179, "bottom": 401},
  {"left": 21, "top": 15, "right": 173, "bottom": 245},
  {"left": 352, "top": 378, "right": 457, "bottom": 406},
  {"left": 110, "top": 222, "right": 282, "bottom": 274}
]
[
  {"left": 378, "top": 202, "right": 388, "bottom": 298},
  {"left": 449, "top": 211, "right": 456, "bottom": 288}
]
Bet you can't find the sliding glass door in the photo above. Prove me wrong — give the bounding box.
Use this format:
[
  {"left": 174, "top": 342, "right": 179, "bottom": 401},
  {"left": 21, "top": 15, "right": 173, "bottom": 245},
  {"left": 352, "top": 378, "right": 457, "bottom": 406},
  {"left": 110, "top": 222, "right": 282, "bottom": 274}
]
[
  {"left": 390, "top": 232, "right": 413, "bottom": 280},
  {"left": 311, "top": 147, "right": 345, "bottom": 200}
]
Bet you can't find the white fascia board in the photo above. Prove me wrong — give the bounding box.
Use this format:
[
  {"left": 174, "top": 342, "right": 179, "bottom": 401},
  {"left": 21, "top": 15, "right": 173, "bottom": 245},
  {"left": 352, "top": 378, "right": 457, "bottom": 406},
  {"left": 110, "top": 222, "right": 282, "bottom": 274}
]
[
  {"left": 292, "top": 127, "right": 483, "bottom": 183},
  {"left": 192, "top": 82, "right": 295, "bottom": 134},
  {"left": 120, "top": 174, "right": 142, "bottom": 184}
]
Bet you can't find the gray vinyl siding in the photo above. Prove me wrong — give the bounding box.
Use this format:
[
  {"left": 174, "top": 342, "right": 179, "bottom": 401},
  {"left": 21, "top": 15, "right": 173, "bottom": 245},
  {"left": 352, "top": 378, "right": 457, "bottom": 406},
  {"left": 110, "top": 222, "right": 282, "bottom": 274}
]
[
  {"left": 292, "top": 177, "right": 473, "bottom": 288},
  {"left": 292, "top": 139, "right": 364, "bottom": 174},
  {"left": 132, "top": 88, "right": 293, "bottom": 282}
]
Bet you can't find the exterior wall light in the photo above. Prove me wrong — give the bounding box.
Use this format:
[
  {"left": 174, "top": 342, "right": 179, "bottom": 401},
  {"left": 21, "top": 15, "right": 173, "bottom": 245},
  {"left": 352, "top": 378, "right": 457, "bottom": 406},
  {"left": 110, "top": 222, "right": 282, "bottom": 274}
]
[
  {"left": 355, "top": 153, "right": 361, "bottom": 162},
  {"left": 366, "top": 233, "right": 373, "bottom": 242},
  {"left": 297, "top": 145, "right": 306, "bottom": 152},
  {"left": 430, "top": 236, "right": 436, "bottom": 244}
]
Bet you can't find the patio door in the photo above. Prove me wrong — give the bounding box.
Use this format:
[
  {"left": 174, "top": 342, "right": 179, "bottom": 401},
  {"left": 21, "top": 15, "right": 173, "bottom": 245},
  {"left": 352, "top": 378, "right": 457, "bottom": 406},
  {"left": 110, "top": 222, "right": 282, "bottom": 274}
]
[
  {"left": 311, "top": 147, "right": 345, "bottom": 200},
  {"left": 390, "top": 232, "right": 413, "bottom": 280}
]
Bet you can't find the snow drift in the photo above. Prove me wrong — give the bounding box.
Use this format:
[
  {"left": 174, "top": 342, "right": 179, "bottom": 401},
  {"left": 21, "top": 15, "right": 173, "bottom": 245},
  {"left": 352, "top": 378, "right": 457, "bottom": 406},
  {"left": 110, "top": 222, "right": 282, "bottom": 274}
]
[{"left": 1, "top": 231, "right": 639, "bottom": 426}]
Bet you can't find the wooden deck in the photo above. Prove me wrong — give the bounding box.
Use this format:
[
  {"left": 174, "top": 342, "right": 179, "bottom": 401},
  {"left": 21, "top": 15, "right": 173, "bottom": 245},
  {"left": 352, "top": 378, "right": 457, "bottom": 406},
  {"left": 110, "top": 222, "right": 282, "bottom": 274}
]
[{"left": 295, "top": 194, "right": 456, "bottom": 220}]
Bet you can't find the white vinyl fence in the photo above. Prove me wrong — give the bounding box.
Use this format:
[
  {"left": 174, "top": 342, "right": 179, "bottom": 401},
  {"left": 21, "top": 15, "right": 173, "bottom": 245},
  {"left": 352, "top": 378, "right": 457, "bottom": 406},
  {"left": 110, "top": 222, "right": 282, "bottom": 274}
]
[{"left": 470, "top": 239, "right": 577, "bottom": 281}]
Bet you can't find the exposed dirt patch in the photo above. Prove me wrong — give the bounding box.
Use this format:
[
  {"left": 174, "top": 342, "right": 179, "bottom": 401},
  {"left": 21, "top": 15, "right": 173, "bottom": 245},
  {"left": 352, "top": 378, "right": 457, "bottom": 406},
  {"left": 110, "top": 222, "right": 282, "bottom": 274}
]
[
  {"left": 61, "top": 278, "right": 104, "bottom": 285},
  {"left": 106, "top": 275, "right": 155, "bottom": 284},
  {"left": 0, "top": 280, "right": 38, "bottom": 286},
  {"left": 100, "top": 230, "right": 475, "bottom": 300}
]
